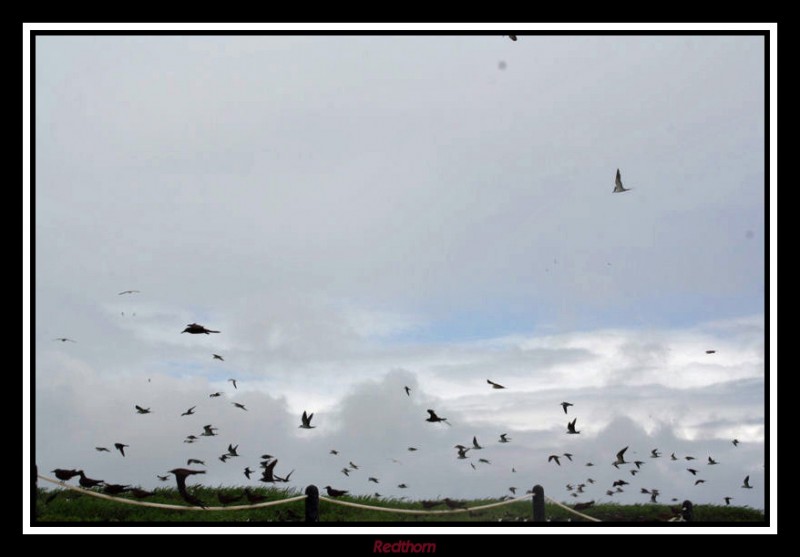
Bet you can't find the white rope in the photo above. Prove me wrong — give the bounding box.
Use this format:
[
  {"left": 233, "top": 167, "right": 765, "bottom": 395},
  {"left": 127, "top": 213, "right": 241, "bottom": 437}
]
[
  {"left": 320, "top": 493, "right": 533, "bottom": 515},
  {"left": 544, "top": 495, "right": 602, "bottom": 522},
  {"left": 37, "top": 475, "right": 306, "bottom": 511}
]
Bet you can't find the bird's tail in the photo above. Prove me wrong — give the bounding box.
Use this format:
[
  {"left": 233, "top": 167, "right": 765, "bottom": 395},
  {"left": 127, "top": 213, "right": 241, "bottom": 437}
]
[{"left": 206, "top": 330, "right": 221, "bottom": 334}]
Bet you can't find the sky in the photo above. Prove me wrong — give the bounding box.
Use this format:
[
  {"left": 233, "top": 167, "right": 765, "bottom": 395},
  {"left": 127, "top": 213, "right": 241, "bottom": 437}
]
[{"left": 27, "top": 30, "right": 772, "bottom": 526}]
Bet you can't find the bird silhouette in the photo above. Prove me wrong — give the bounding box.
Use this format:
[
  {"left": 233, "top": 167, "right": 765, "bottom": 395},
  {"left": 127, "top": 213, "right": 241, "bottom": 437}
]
[
  {"left": 426, "top": 409, "right": 450, "bottom": 425},
  {"left": 499, "top": 433, "right": 510, "bottom": 443},
  {"left": 169, "top": 468, "right": 207, "bottom": 507},
  {"left": 685, "top": 456, "right": 696, "bottom": 461},
  {"left": 219, "top": 454, "right": 229, "bottom": 463},
  {"left": 706, "top": 350, "right": 716, "bottom": 354},
  {"left": 218, "top": 491, "right": 243, "bottom": 504},
  {"left": 742, "top": 476, "right": 753, "bottom": 489},
  {"left": 323, "top": 486, "right": 348, "bottom": 497},
  {"left": 227, "top": 444, "right": 239, "bottom": 457},
  {"left": 613, "top": 168, "right": 631, "bottom": 193},
  {"left": 51, "top": 469, "right": 81, "bottom": 481},
  {"left": 633, "top": 460, "right": 644, "bottom": 469},
  {"left": 404, "top": 386, "right": 411, "bottom": 396},
  {"left": 733, "top": 439, "right": 740, "bottom": 447},
  {"left": 102, "top": 483, "right": 131, "bottom": 495},
  {"left": 259, "top": 459, "right": 279, "bottom": 482},
  {"left": 561, "top": 402, "right": 573, "bottom": 414},
  {"left": 651, "top": 449, "right": 661, "bottom": 458},
  {"left": 671, "top": 453, "right": 678, "bottom": 461},
  {"left": 157, "top": 475, "right": 170, "bottom": 482},
  {"left": 131, "top": 488, "right": 154, "bottom": 499},
  {"left": 612, "top": 480, "right": 629, "bottom": 487},
  {"left": 548, "top": 455, "right": 561, "bottom": 466},
  {"left": 487, "top": 379, "right": 506, "bottom": 389},
  {"left": 508, "top": 487, "right": 517, "bottom": 494},
  {"left": 212, "top": 354, "right": 224, "bottom": 361},
  {"left": 398, "top": 483, "right": 408, "bottom": 489},
  {"left": 694, "top": 479, "right": 706, "bottom": 486},
  {"left": 478, "top": 458, "right": 491, "bottom": 464},
  {"left": 563, "top": 453, "right": 573, "bottom": 461},
  {"left": 228, "top": 378, "right": 237, "bottom": 388},
  {"left": 456, "top": 446, "right": 470, "bottom": 459},
  {"left": 78, "top": 471, "right": 104, "bottom": 488},
  {"left": 118, "top": 290, "right": 140, "bottom": 295},
  {"left": 724, "top": 497, "right": 733, "bottom": 505},
  {"left": 443, "top": 498, "right": 467, "bottom": 510},
  {"left": 184, "top": 435, "right": 198, "bottom": 443},
  {"left": 181, "top": 406, "right": 196, "bottom": 416},
  {"left": 566, "top": 418, "right": 580, "bottom": 434},
  {"left": 135, "top": 405, "right": 151, "bottom": 414},
  {"left": 114, "top": 443, "right": 128, "bottom": 457},
  {"left": 181, "top": 323, "right": 220, "bottom": 334},
  {"left": 95, "top": 447, "right": 110, "bottom": 452},
  {"left": 472, "top": 436, "right": 483, "bottom": 450},
  {"left": 369, "top": 477, "right": 379, "bottom": 483},
  {"left": 299, "top": 410, "right": 315, "bottom": 429},
  {"left": 341, "top": 468, "right": 350, "bottom": 477},
  {"left": 187, "top": 459, "right": 205, "bottom": 466},
  {"left": 244, "top": 467, "right": 253, "bottom": 480},
  {"left": 707, "top": 457, "right": 718, "bottom": 465},
  {"left": 687, "top": 468, "right": 698, "bottom": 476},
  {"left": 201, "top": 424, "right": 218, "bottom": 437},
  {"left": 53, "top": 337, "right": 76, "bottom": 343},
  {"left": 209, "top": 392, "right": 223, "bottom": 398},
  {"left": 232, "top": 402, "right": 247, "bottom": 411},
  {"left": 506, "top": 35, "right": 517, "bottom": 41},
  {"left": 349, "top": 461, "right": 359, "bottom": 470},
  {"left": 613, "top": 446, "right": 628, "bottom": 467},
  {"left": 407, "top": 447, "right": 418, "bottom": 452}
]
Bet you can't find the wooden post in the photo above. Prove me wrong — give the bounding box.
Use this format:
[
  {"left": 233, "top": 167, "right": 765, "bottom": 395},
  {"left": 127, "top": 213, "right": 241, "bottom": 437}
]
[
  {"left": 681, "top": 500, "right": 694, "bottom": 522},
  {"left": 532, "top": 485, "right": 545, "bottom": 522},
  {"left": 305, "top": 485, "right": 320, "bottom": 522}
]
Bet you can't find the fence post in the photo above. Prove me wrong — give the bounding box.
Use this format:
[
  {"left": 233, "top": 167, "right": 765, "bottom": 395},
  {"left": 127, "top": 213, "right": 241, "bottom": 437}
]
[
  {"left": 305, "top": 485, "right": 320, "bottom": 522},
  {"left": 532, "top": 485, "right": 545, "bottom": 522},
  {"left": 681, "top": 500, "right": 694, "bottom": 522}
]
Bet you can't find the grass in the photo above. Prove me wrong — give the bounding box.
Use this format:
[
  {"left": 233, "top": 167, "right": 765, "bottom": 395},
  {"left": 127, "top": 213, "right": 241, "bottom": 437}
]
[{"left": 32, "top": 486, "right": 765, "bottom": 524}]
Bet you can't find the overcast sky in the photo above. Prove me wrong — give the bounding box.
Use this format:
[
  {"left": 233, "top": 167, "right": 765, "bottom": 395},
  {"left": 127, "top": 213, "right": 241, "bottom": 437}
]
[{"left": 29, "top": 32, "right": 769, "bottom": 521}]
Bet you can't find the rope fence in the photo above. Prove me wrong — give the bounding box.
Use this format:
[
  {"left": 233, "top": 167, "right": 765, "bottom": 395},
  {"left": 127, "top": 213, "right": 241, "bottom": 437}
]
[
  {"left": 544, "top": 495, "right": 602, "bottom": 522},
  {"left": 320, "top": 492, "right": 534, "bottom": 515},
  {"left": 37, "top": 475, "right": 307, "bottom": 511}
]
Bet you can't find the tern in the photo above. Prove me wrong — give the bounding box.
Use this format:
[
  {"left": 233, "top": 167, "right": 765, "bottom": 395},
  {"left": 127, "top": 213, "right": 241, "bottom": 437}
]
[
  {"left": 487, "top": 379, "right": 506, "bottom": 389},
  {"left": 299, "top": 410, "right": 316, "bottom": 429},
  {"left": 181, "top": 406, "right": 196, "bottom": 416},
  {"left": 566, "top": 418, "right": 580, "bottom": 434},
  {"left": 561, "top": 402, "right": 573, "bottom": 414},
  {"left": 613, "top": 168, "right": 631, "bottom": 193},
  {"left": 181, "top": 323, "right": 220, "bottom": 334},
  {"left": 426, "top": 409, "right": 450, "bottom": 425}
]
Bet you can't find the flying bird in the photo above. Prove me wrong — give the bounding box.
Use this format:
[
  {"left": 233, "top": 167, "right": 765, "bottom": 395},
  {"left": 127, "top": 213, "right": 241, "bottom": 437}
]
[
  {"left": 742, "top": 476, "right": 753, "bottom": 489},
  {"left": 705, "top": 350, "right": 716, "bottom": 354},
  {"left": 323, "top": 486, "right": 348, "bottom": 497},
  {"left": 169, "top": 468, "right": 207, "bottom": 507},
  {"left": 181, "top": 323, "right": 220, "bottom": 335},
  {"left": 244, "top": 467, "right": 253, "bottom": 480},
  {"left": 398, "top": 484, "right": 408, "bottom": 489},
  {"left": 613, "top": 168, "right": 630, "bottom": 193},
  {"left": 651, "top": 449, "right": 661, "bottom": 458},
  {"left": 612, "top": 480, "right": 629, "bottom": 487},
  {"left": 732, "top": 439, "right": 740, "bottom": 447},
  {"left": 671, "top": 453, "right": 678, "bottom": 461},
  {"left": 212, "top": 354, "right": 224, "bottom": 361},
  {"left": 232, "top": 402, "right": 247, "bottom": 411},
  {"left": 687, "top": 468, "right": 698, "bottom": 476},
  {"left": 187, "top": 459, "right": 205, "bottom": 466},
  {"left": 114, "top": 443, "right": 128, "bottom": 457},
  {"left": 707, "top": 457, "right": 718, "bottom": 465},
  {"left": 228, "top": 378, "right": 237, "bottom": 388},
  {"left": 404, "top": 386, "right": 411, "bottom": 396},
  {"left": 209, "top": 392, "right": 223, "bottom": 398},
  {"left": 201, "top": 424, "right": 218, "bottom": 437},
  {"left": 566, "top": 418, "right": 580, "bottom": 434},
  {"left": 184, "top": 435, "right": 198, "bottom": 443},
  {"left": 563, "top": 453, "right": 573, "bottom": 462},
  {"left": 633, "top": 461, "right": 644, "bottom": 469},
  {"left": 369, "top": 477, "right": 379, "bottom": 484},
  {"left": 426, "top": 409, "right": 449, "bottom": 425},
  {"left": 613, "top": 446, "right": 628, "bottom": 467},
  {"left": 548, "top": 455, "right": 561, "bottom": 466},
  {"left": 157, "top": 475, "right": 170, "bottom": 482},
  {"left": 487, "top": 379, "right": 506, "bottom": 389},
  {"left": 348, "top": 461, "right": 359, "bottom": 470},
  {"left": 95, "top": 447, "right": 110, "bottom": 452},
  {"left": 509, "top": 487, "right": 517, "bottom": 495},
  {"left": 181, "top": 406, "right": 196, "bottom": 416},
  {"left": 341, "top": 468, "right": 350, "bottom": 477},
  {"left": 455, "top": 446, "right": 470, "bottom": 459},
  {"left": 407, "top": 447, "right": 418, "bottom": 452},
  {"left": 478, "top": 458, "right": 491, "bottom": 464},
  {"left": 219, "top": 454, "right": 229, "bottom": 463},
  {"left": 561, "top": 402, "right": 573, "bottom": 414},
  {"left": 507, "top": 34, "right": 517, "bottom": 41},
  {"left": 499, "top": 433, "right": 510, "bottom": 443},
  {"left": 118, "top": 290, "right": 140, "bottom": 295},
  {"left": 695, "top": 479, "right": 706, "bottom": 486},
  {"left": 135, "top": 405, "right": 151, "bottom": 414},
  {"left": 472, "top": 436, "right": 483, "bottom": 450},
  {"left": 329, "top": 450, "right": 339, "bottom": 455},
  {"left": 299, "top": 410, "right": 316, "bottom": 429},
  {"left": 259, "top": 459, "right": 280, "bottom": 482},
  {"left": 724, "top": 497, "right": 733, "bottom": 505},
  {"left": 53, "top": 337, "right": 76, "bottom": 343},
  {"left": 227, "top": 444, "right": 239, "bottom": 457},
  {"left": 684, "top": 456, "right": 696, "bottom": 461}
]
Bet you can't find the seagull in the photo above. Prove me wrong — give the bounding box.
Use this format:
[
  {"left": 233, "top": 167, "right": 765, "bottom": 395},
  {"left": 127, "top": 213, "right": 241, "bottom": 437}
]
[
  {"left": 212, "top": 354, "right": 224, "bottom": 361},
  {"left": 209, "top": 392, "right": 223, "bottom": 398},
  {"left": 244, "top": 467, "right": 253, "bottom": 480},
  {"left": 426, "top": 409, "right": 450, "bottom": 425},
  {"left": 733, "top": 439, "right": 740, "bottom": 447},
  {"left": 561, "top": 402, "right": 573, "bottom": 414},
  {"left": 114, "top": 443, "right": 129, "bottom": 457},
  {"left": 118, "top": 290, "right": 140, "bottom": 295},
  {"left": 548, "top": 455, "right": 561, "bottom": 466},
  {"left": 707, "top": 457, "right": 718, "bottom": 465},
  {"left": 181, "top": 406, "right": 196, "bottom": 416},
  {"left": 499, "top": 433, "right": 510, "bottom": 443},
  {"left": 78, "top": 471, "right": 104, "bottom": 488},
  {"left": 299, "top": 410, "right": 315, "bottom": 429},
  {"left": 613, "top": 446, "right": 628, "bottom": 467},
  {"left": 404, "top": 386, "right": 411, "bottom": 396},
  {"left": 95, "top": 447, "right": 110, "bottom": 452},
  {"left": 53, "top": 337, "right": 76, "bottom": 343},
  {"left": 742, "top": 476, "right": 753, "bottom": 489},
  {"left": 232, "top": 402, "right": 247, "bottom": 411},
  {"left": 323, "top": 486, "right": 348, "bottom": 497},
  {"left": 487, "top": 379, "right": 506, "bottom": 389},
  {"left": 472, "top": 436, "right": 483, "bottom": 450},
  {"left": 181, "top": 323, "right": 220, "bottom": 334},
  {"left": 228, "top": 378, "right": 237, "bottom": 389},
  {"left": 51, "top": 469, "right": 81, "bottom": 481},
  {"left": 651, "top": 449, "right": 661, "bottom": 458},
  {"left": 566, "top": 418, "right": 580, "bottom": 434},
  {"left": 187, "top": 459, "right": 205, "bottom": 466},
  {"left": 613, "top": 168, "right": 631, "bottom": 193},
  {"left": 135, "top": 405, "right": 151, "bottom": 414}
]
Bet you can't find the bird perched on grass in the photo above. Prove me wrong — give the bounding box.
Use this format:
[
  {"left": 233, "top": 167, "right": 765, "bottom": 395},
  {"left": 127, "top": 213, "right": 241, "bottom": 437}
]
[
  {"left": 487, "top": 379, "right": 506, "bottom": 389},
  {"left": 135, "top": 405, "right": 151, "bottom": 414},
  {"left": 218, "top": 491, "right": 243, "bottom": 504},
  {"left": 299, "top": 410, "right": 315, "bottom": 429},
  {"left": 426, "top": 409, "right": 450, "bottom": 425},
  {"left": 102, "top": 483, "right": 131, "bottom": 495},
  {"left": 130, "top": 488, "right": 154, "bottom": 499},
  {"left": 566, "top": 418, "right": 580, "bottom": 434},
  {"left": 182, "top": 323, "right": 220, "bottom": 334},
  {"left": 114, "top": 443, "right": 129, "bottom": 457},
  {"left": 613, "top": 168, "right": 631, "bottom": 193},
  {"left": 323, "top": 486, "right": 348, "bottom": 497},
  {"left": 244, "top": 488, "right": 268, "bottom": 504},
  {"left": 443, "top": 498, "right": 468, "bottom": 510},
  {"left": 51, "top": 469, "right": 81, "bottom": 481}
]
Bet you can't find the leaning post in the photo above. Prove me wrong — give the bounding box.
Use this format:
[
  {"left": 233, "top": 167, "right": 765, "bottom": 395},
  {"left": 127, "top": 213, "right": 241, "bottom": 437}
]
[
  {"left": 305, "top": 485, "right": 320, "bottom": 522},
  {"left": 532, "top": 485, "right": 546, "bottom": 522}
]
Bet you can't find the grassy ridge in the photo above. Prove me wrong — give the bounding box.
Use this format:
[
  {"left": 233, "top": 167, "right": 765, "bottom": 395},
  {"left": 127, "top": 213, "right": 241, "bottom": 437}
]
[{"left": 33, "top": 487, "right": 765, "bottom": 523}]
